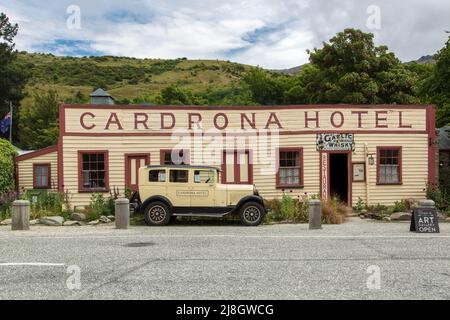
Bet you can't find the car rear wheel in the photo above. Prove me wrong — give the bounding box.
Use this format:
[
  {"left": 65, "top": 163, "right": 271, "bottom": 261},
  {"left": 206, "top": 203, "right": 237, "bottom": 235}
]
[
  {"left": 239, "top": 201, "right": 264, "bottom": 226},
  {"left": 144, "top": 201, "right": 171, "bottom": 226}
]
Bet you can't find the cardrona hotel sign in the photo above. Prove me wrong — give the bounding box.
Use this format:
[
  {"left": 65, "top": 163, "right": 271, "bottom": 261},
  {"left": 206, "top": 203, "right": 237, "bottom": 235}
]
[{"left": 68, "top": 107, "right": 423, "bottom": 134}]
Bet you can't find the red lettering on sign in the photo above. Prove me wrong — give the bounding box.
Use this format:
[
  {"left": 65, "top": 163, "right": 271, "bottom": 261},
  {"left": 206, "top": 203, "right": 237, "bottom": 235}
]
[
  {"left": 330, "top": 111, "right": 344, "bottom": 128},
  {"left": 351, "top": 111, "right": 368, "bottom": 128},
  {"left": 80, "top": 112, "right": 96, "bottom": 130},
  {"left": 161, "top": 113, "right": 175, "bottom": 129},
  {"left": 240, "top": 113, "right": 256, "bottom": 129},
  {"left": 188, "top": 113, "right": 202, "bottom": 129},
  {"left": 104, "top": 112, "right": 123, "bottom": 130},
  {"left": 264, "top": 112, "right": 283, "bottom": 129},
  {"left": 398, "top": 111, "right": 412, "bottom": 128},
  {"left": 304, "top": 111, "right": 319, "bottom": 128},
  {"left": 214, "top": 113, "right": 229, "bottom": 130},
  {"left": 375, "top": 111, "right": 388, "bottom": 128},
  {"left": 134, "top": 113, "right": 149, "bottom": 129}
]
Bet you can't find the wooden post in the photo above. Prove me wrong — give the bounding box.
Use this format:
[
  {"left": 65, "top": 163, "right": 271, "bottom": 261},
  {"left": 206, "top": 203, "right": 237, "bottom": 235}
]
[
  {"left": 115, "top": 198, "right": 130, "bottom": 229},
  {"left": 12, "top": 200, "right": 30, "bottom": 231},
  {"left": 308, "top": 199, "right": 322, "bottom": 230}
]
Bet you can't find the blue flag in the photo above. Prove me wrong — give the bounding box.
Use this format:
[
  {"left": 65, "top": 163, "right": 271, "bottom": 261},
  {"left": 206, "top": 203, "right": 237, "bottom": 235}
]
[{"left": 0, "top": 112, "right": 11, "bottom": 134}]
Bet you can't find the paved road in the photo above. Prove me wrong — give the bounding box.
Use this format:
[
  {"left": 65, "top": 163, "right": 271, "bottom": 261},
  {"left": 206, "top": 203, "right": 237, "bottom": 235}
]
[{"left": 0, "top": 218, "right": 449, "bottom": 300}]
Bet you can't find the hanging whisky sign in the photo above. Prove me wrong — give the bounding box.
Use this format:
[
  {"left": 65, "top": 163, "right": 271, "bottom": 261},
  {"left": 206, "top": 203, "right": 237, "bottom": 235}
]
[{"left": 316, "top": 133, "right": 355, "bottom": 151}]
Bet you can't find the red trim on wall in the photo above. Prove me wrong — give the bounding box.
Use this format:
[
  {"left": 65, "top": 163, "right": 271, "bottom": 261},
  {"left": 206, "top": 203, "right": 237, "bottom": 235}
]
[
  {"left": 376, "top": 146, "right": 403, "bottom": 185},
  {"left": 321, "top": 150, "right": 352, "bottom": 205},
  {"left": 77, "top": 150, "right": 110, "bottom": 192},
  {"left": 427, "top": 105, "right": 437, "bottom": 185},
  {"left": 60, "top": 129, "right": 428, "bottom": 137},
  {"left": 124, "top": 153, "right": 150, "bottom": 191},
  {"left": 221, "top": 149, "right": 253, "bottom": 184},
  {"left": 60, "top": 103, "right": 432, "bottom": 111},
  {"left": 58, "top": 104, "right": 65, "bottom": 192},
  {"left": 275, "top": 147, "right": 304, "bottom": 189},
  {"left": 33, "top": 163, "right": 51, "bottom": 189},
  {"left": 159, "top": 149, "right": 191, "bottom": 165},
  {"left": 15, "top": 145, "right": 57, "bottom": 162}
]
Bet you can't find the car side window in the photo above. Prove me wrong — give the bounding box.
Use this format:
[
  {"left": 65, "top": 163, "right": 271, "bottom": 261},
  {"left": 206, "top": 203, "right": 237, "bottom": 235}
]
[
  {"left": 149, "top": 170, "right": 166, "bottom": 182},
  {"left": 194, "top": 170, "right": 215, "bottom": 183},
  {"left": 169, "top": 170, "right": 188, "bottom": 183}
]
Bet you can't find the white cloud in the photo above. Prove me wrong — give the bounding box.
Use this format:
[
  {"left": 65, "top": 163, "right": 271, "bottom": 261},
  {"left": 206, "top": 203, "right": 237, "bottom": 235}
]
[{"left": 0, "top": 0, "right": 449, "bottom": 69}]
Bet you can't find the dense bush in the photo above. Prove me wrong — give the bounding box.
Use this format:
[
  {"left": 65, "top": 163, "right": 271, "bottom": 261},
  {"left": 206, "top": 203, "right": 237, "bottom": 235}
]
[
  {"left": 321, "top": 197, "right": 347, "bottom": 224},
  {"left": 264, "top": 194, "right": 310, "bottom": 223},
  {"left": 20, "top": 190, "right": 63, "bottom": 219},
  {"left": 426, "top": 183, "right": 448, "bottom": 210},
  {"left": 0, "top": 139, "right": 17, "bottom": 193},
  {"left": 0, "top": 190, "right": 19, "bottom": 220}
]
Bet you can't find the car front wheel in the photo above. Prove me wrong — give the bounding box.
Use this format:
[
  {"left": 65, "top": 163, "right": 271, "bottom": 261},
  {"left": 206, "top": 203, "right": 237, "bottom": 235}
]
[
  {"left": 239, "top": 201, "right": 264, "bottom": 226},
  {"left": 144, "top": 201, "right": 172, "bottom": 226}
]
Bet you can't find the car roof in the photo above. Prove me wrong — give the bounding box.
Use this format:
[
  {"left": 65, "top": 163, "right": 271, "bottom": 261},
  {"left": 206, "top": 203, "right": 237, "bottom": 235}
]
[{"left": 145, "top": 164, "right": 221, "bottom": 171}]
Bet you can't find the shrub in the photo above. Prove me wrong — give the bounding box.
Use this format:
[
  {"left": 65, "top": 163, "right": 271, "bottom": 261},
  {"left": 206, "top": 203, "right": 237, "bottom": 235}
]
[
  {"left": 85, "top": 193, "right": 111, "bottom": 221},
  {"left": 391, "top": 200, "right": 408, "bottom": 213},
  {"left": 0, "top": 139, "right": 17, "bottom": 193},
  {"left": 0, "top": 190, "right": 19, "bottom": 220},
  {"left": 322, "top": 197, "right": 347, "bottom": 224},
  {"left": 264, "top": 193, "right": 311, "bottom": 223},
  {"left": 281, "top": 194, "right": 296, "bottom": 220},
  {"left": 264, "top": 198, "right": 282, "bottom": 221},
  {"left": 367, "top": 203, "right": 390, "bottom": 215},
  {"left": 426, "top": 183, "right": 448, "bottom": 209},
  {"left": 354, "top": 197, "right": 365, "bottom": 213},
  {"left": 20, "top": 190, "right": 63, "bottom": 219}
]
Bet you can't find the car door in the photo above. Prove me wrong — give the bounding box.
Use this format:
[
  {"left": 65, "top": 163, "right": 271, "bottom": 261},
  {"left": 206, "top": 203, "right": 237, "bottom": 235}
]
[{"left": 190, "top": 169, "right": 216, "bottom": 209}]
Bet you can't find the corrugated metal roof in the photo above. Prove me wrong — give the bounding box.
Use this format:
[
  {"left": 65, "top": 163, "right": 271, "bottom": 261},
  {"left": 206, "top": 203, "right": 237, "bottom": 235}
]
[
  {"left": 437, "top": 126, "right": 450, "bottom": 150},
  {"left": 90, "top": 88, "right": 114, "bottom": 99}
]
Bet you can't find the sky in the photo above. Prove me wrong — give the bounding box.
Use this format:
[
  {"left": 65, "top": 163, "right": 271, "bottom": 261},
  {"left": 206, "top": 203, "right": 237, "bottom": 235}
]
[{"left": 0, "top": 0, "right": 449, "bottom": 69}]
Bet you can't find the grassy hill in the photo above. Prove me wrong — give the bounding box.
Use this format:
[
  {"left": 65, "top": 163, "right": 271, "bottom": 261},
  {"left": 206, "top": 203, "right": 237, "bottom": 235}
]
[{"left": 14, "top": 52, "right": 257, "bottom": 104}]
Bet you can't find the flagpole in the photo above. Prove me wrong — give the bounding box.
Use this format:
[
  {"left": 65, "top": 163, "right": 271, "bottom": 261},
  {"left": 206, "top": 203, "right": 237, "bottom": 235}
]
[{"left": 9, "top": 101, "right": 12, "bottom": 143}]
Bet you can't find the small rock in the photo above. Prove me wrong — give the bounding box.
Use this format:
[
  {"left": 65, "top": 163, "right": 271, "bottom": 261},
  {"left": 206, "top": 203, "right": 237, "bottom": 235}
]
[
  {"left": 99, "top": 216, "right": 111, "bottom": 223},
  {"left": 107, "top": 215, "right": 115, "bottom": 220},
  {"left": 70, "top": 212, "right": 86, "bottom": 221},
  {"left": 29, "top": 219, "right": 40, "bottom": 225},
  {"left": 39, "top": 216, "right": 65, "bottom": 226},
  {"left": 0, "top": 218, "right": 12, "bottom": 225},
  {"left": 391, "top": 212, "right": 412, "bottom": 221},
  {"left": 445, "top": 217, "right": 450, "bottom": 223},
  {"left": 383, "top": 216, "right": 391, "bottom": 221},
  {"left": 63, "top": 220, "right": 80, "bottom": 226},
  {"left": 437, "top": 214, "right": 446, "bottom": 222},
  {"left": 88, "top": 220, "right": 99, "bottom": 225},
  {"left": 359, "top": 214, "right": 365, "bottom": 219}
]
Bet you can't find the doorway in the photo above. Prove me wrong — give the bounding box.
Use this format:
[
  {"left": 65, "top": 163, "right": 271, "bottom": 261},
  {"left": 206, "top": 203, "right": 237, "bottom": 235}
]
[
  {"left": 329, "top": 153, "right": 349, "bottom": 204},
  {"left": 125, "top": 154, "right": 150, "bottom": 192}
]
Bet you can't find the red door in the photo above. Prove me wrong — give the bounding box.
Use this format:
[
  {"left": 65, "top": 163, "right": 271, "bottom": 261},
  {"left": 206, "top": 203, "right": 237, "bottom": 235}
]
[{"left": 125, "top": 154, "right": 150, "bottom": 192}]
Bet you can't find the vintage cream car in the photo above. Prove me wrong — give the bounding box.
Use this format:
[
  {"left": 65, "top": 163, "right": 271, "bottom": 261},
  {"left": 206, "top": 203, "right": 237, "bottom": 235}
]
[{"left": 134, "top": 165, "right": 267, "bottom": 226}]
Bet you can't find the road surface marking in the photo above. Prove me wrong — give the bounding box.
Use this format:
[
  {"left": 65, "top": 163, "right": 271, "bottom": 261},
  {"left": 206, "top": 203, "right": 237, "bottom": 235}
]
[{"left": 0, "top": 263, "right": 65, "bottom": 267}]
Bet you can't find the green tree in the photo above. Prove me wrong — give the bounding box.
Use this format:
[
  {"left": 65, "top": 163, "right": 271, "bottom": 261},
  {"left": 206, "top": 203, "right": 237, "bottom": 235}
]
[
  {"left": 0, "top": 138, "right": 17, "bottom": 192},
  {"left": 156, "top": 85, "right": 207, "bottom": 105},
  {"left": 242, "top": 68, "right": 297, "bottom": 105},
  {"left": 18, "top": 89, "right": 59, "bottom": 149},
  {"left": 0, "top": 12, "right": 27, "bottom": 142},
  {"left": 299, "top": 28, "right": 419, "bottom": 104},
  {"left": 422, "top": 39, "right": 450, "bottom": 126}
]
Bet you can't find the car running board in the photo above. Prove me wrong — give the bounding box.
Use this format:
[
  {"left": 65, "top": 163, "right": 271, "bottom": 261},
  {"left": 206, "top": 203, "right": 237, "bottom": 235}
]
[{"left": 173, "top": 212, "right": 230, "bottom": 217}]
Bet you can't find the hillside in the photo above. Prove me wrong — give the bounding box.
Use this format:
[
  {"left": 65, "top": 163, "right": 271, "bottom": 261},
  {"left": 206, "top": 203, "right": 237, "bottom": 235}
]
[
  {"left": 14, "top": 52, "right": 257, "bottom": 104},
  {"left": 14, "top": 52, "right": 435, "bottom": 106}
]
